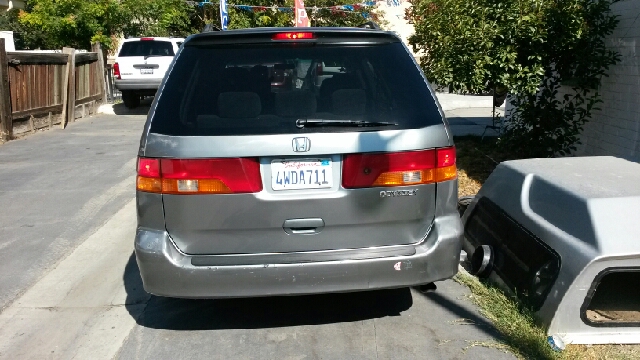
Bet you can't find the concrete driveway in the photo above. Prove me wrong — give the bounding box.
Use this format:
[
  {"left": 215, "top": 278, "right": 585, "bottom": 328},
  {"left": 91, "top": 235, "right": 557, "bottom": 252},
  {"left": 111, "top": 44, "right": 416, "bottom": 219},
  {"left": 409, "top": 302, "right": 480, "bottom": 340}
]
[{"left": 0, "top": 112, "right": 514, "bottom": 359}]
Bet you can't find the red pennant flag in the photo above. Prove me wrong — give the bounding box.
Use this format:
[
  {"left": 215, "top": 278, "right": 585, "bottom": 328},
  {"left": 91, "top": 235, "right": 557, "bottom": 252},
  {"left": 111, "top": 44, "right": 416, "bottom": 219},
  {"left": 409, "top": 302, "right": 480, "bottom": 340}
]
[{"left": 295, "top": 0, "right": 309, "bottom": 27}]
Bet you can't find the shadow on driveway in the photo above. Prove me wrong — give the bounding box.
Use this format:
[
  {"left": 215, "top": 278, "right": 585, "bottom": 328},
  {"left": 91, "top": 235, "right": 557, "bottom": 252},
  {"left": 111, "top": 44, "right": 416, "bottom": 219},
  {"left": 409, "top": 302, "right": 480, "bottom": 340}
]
[
  {"left": 416, "top": 289, "right": 504, "bottom": 339},
  {"left": 123, "top": 253, "right": 413, "bottom": 330},
  {"left": 112, "top": 97, "right": 153, "bottom": 116}
]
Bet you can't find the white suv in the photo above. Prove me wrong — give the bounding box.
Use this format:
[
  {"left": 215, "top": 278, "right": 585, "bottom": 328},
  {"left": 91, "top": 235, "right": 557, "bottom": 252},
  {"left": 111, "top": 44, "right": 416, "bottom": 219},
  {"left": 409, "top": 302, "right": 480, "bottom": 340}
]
[{"left": 114, "top": 37, "right": 184, "bottom": 108}]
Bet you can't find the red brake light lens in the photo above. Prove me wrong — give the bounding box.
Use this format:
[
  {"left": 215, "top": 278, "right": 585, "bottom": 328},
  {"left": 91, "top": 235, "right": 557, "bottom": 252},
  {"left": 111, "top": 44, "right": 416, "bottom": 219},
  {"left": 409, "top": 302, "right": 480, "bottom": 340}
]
[
  {"left": 136, "top": 157, "right": 262, "bottom": 194},
  {"left": 342, "top": 147, "right": 456, "bottom": 189},
  {"left": 272, "top": 32, "right": 315, "bottom": 40},
  {"left": 437, "top": 147, "right": 456, "bottom": 167},
  {"left": 160, "top": 158, "right": 262, "bottom": 194},
  {"left": 140, "top": 37, "right": 154, "bottom": 41},
  {"left": 113, "top": 62, "right": 121, "bottom": 79},
  {"left": 138, "top": 157, "right": 160, "bottom": 177}
]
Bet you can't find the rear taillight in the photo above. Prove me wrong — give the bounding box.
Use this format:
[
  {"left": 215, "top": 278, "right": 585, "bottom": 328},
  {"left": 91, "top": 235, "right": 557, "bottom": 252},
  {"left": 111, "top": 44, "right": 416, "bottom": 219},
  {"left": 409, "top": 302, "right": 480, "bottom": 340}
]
[
  {"left": 113, "top": 62, "right": 121, "bottom": 79},
  {"left": 137, "top": 158, "right": 162, "bottom": 193},
  {"left": 435, "top": 147, "right": 457, "bottom": 183},
  {"left": 342, "top": 147, "right": 457, "bottom": 189},
  {"left": 136, "top": 157, "right": 262, "bottom": 194},
  {"left": 141, "top": 37, "right": 155, "bottom": 41}
]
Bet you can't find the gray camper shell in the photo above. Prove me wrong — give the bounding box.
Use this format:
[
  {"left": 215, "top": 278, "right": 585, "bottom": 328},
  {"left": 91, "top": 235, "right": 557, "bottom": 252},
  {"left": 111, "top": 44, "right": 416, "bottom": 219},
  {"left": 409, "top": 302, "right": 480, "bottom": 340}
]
[{"left": 462, "top": 156, "right": 640, "bottom": 345}]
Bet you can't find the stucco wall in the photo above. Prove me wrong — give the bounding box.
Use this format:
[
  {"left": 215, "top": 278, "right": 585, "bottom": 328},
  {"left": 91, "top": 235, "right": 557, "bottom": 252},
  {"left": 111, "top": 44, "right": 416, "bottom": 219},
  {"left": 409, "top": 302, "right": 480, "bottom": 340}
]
[{"left": 575, "top": 0, "right": 640, "bottom": 162}]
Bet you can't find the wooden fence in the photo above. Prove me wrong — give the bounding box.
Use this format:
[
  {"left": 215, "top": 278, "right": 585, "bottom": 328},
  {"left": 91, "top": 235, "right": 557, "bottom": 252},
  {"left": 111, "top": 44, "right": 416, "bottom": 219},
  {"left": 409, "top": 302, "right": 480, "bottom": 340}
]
[{"left": 0, "top": 39, "right": 106, "bottom": 141}]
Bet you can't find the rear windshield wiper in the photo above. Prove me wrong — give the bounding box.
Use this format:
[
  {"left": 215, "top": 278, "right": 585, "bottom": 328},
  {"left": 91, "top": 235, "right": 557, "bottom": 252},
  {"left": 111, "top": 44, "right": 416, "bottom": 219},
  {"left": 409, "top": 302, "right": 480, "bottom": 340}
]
[
  {"left": 296, "top": 119, "right": 398, "bottom": 129},
  {"left": 144, "top": 54, "right": 169, "bottom": 60}
]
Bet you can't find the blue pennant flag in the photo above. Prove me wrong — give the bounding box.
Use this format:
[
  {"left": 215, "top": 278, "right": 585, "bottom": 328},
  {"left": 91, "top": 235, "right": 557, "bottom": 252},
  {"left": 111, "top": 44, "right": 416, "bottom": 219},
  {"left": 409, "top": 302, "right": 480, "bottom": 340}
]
[{"left": 220, "top": 0, "right": 229, "bottom": 30}]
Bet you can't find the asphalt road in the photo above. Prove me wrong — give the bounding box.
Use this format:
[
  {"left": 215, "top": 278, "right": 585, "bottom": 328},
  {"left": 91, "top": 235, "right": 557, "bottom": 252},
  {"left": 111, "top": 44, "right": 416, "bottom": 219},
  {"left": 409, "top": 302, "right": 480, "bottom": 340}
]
[{"left": 0, "top": 109, "right": 514, "bottom": 359}]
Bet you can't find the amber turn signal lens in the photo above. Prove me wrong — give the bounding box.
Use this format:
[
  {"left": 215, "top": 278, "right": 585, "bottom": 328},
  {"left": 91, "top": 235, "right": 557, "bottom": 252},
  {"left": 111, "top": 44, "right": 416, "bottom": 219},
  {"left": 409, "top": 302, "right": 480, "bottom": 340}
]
[
  {"left": 161, "top": 179, "right": 232, "bottom": 194},
  {"left": 372, "top": 169, "right": 436, "bottom": 186},
  {"left": 137, "top": 176, "right": 162, "bottom": 193},
  {"left": 435, "top": 165, "right": 457, "bottom": 182}
]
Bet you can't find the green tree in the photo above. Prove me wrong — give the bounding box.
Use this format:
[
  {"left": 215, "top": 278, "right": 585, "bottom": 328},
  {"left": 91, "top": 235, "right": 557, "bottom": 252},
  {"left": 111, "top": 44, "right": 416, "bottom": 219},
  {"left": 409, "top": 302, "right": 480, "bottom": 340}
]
[
  {"left": 0, "top": 8, "right": 50, "bottom": 49},
  {"left": 407, "top": 0, "right": 619, "bottom": 158},
  {"left": 16, "top": 0, "right": 198, "bottom": 50},
  {"left": 18, "top": 0, "right": 124, "bottom": 50},
  {"left": 16, "top": 0, "right": 378, "bottom": 51},
  {"left": 120, "top": 0, "right": 199, "bottom": 38}
]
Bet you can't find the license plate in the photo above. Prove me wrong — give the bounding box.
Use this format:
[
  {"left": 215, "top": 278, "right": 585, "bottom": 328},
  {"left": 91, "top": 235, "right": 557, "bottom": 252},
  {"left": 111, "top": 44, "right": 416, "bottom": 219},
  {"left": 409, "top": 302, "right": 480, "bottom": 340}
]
[
  {"left": 271, "top": 159, "right": 332, "bottom": 191},
  {"left": 140, "top": 68, "right": 153, "bottom": 75}
]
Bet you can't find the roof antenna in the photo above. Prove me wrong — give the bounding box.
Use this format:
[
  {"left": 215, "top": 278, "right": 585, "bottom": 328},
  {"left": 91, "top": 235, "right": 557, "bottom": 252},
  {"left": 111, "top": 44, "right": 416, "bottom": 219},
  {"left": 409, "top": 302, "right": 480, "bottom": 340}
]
[{"left": 202, "top": 23, "right": 221, "bottom": 33}]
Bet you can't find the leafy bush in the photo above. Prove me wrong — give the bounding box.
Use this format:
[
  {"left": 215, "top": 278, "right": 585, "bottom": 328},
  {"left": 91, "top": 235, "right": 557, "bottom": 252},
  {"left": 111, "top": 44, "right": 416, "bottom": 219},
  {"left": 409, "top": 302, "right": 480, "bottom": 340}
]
[{"left": 407, "top": 0, "right": 619, "bottom": 158}]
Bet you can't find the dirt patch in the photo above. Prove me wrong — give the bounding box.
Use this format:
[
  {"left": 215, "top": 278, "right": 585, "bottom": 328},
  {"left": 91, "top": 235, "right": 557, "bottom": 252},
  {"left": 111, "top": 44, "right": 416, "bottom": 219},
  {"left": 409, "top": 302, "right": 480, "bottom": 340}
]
[
  {"left": 457, "top": 169, "right": 482, "bottom": 197},
  {"left": 455, "top": 136, "right": 509, "bottom": 197},
  {"left": 585, "top": 271, "right": 640, "bottom": 324}
]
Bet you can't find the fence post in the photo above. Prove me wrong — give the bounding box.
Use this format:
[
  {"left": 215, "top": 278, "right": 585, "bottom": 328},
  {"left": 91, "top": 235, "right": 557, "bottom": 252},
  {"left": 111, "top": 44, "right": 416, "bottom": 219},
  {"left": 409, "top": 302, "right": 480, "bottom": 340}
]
[
  {"left": 60, "top": 47, "right": 75, "bottom": 129},
  {"left": 0, "top": 38, "right": 13, "bottom": 141},
  {"left": 92, "top": 42, "right": 107, "bottom": 105}
]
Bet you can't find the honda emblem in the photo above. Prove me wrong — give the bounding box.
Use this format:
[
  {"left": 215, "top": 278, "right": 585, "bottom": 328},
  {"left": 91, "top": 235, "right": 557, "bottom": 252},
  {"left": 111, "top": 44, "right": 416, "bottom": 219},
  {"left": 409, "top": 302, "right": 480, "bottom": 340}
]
[{"left": 292, "top": 137, "right": 310, "bottom": 152}]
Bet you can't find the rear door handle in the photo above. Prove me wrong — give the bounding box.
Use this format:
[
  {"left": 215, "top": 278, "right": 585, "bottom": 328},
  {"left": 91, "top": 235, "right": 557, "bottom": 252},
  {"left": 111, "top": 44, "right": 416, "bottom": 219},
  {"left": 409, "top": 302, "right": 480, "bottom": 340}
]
[{"left": 283, "top": 218, "right": 325, "bottom": 235}]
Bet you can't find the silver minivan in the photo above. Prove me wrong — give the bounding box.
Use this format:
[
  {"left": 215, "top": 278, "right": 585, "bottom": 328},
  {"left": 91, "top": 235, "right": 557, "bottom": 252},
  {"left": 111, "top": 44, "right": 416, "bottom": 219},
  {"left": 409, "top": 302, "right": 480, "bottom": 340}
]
[{"left": 135, "top": 27, "right": 463, "bottom": 298}]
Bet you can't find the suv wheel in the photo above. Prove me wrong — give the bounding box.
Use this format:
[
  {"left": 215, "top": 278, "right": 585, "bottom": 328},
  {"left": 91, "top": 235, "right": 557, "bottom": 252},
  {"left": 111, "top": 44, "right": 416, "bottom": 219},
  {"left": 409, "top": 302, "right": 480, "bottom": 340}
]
[{"left": 123, "top": 91, "right": 140, "bottom": 109}]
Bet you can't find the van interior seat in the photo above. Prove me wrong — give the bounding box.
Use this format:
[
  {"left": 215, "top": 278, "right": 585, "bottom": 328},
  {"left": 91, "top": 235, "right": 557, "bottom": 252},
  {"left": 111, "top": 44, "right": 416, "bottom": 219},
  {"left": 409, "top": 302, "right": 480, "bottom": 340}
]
[
  {"left": 332, "top": 89, "right": 367, "bottom": 116},
  {"left": 318, "top": 73, "right": 360, "bottom": 112},
  {"left": 249, "top": 65, "right": 273, "bottom": 111},
  {"left": 275, "top": 91, "right": 317, "bottom": 118},
  {"left": 218, "top": 91, "right": 262, "bottom": 118}
]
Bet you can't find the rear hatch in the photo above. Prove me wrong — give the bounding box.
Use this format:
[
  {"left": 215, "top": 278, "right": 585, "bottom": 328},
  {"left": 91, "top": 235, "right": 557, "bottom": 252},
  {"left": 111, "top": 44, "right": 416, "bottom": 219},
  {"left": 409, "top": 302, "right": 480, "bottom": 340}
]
[
  {"left": 116, "top": 38, "right": 175, "bottom": 81},
  {"left": 138, "top": 29, "right": 455, "bottom": 255}
]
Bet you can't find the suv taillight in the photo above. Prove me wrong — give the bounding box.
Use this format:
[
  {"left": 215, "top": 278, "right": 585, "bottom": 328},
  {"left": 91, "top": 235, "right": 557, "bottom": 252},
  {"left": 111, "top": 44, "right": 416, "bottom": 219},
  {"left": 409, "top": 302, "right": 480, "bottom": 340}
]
[
  {"left": 113, "top": 62, "right": 121, "bottom": 79},
  {"left": 137, "top": 157, "right": 263, "bottom": 194},
  {"left": 342, "top": 147, "right": 456, "bottom": 188}
]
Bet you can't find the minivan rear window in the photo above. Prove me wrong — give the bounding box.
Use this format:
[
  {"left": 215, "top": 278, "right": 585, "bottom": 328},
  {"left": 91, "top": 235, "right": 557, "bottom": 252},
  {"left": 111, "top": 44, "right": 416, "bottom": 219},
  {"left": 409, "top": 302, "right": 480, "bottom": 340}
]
[
  {"left": 119, "top": 40, "right": 175, "bottom": 57},
  {"left": 149, "top": 42, "right": 442, "bottom": 136}
]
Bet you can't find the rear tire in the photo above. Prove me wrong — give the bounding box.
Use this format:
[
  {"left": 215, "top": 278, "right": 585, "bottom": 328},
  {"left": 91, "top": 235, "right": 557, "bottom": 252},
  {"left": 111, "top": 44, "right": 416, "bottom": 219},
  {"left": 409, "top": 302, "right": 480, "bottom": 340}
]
[
  {"left": 122, "top": 91, "right": 140, "bottom": 109},
  {"left": 417, "top": 282, "right": 437, "bottom": 294},
  {"left": 457, "top": 195, "right": 476, "bottom": 217}
]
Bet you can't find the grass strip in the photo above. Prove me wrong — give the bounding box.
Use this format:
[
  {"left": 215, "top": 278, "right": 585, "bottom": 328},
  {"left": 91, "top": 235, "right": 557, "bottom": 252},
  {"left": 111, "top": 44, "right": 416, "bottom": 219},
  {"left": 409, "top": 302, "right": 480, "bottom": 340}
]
[{"left": 454, "top": 271, "right": 560, "bottom": 359}]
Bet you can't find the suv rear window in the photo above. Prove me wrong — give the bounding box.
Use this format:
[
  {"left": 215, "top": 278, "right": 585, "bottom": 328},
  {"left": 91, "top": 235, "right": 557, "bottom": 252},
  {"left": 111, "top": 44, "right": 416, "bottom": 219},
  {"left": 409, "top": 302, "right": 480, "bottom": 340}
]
[
  {"left": 150, "top": 42, "right": 442, "bottom": 136},
  {"left": 119, "top": 40, "right": 175, "bottom": 57}
]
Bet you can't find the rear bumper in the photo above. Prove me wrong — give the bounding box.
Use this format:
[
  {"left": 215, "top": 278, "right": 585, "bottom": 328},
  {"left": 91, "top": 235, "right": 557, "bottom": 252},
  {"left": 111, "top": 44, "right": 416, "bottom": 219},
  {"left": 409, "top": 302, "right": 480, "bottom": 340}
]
[
  {"left": 135, "top": 214, "right": 463, "bottom": 298},
  {"left": 115, "top": 78, "right": 162, "bottom": 91}
]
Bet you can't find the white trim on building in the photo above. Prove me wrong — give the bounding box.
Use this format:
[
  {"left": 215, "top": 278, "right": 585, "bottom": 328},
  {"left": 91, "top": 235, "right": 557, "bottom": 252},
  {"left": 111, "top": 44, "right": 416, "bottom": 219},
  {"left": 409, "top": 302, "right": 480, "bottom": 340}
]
[{"left": 0, "top": 0, "right": 25, "bottom": 10}]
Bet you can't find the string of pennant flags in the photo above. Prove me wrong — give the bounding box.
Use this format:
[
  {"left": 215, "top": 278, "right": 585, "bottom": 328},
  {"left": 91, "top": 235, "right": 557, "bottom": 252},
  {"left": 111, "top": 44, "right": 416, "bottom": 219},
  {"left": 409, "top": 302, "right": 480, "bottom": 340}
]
[
  {"left": 185, "top": 1, "right": 376, "bottom": 14},
  {"left": 187, "top": 0, "right": 377, "bottom": 30}
]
